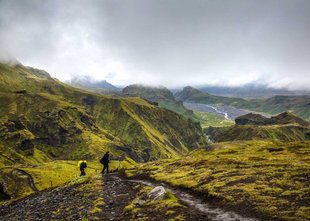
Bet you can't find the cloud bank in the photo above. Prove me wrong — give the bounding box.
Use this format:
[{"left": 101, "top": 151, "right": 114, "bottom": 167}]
[{"left": 0, "top": 0, "right": 309, "bottom": 90}]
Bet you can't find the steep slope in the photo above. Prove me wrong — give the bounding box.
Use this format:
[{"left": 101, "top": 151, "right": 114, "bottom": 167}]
[
  {"left": 122, "top": 84, "right": 199, "bottom": 121},
  {"left": 206, "top": 112, "right": 310, "bottom": 142},
  {"left": 0, "top": 62, "right": 207, "bottom": 165},
  {"left": 175, "top": 86, "right": 245, "bottom": 105}
]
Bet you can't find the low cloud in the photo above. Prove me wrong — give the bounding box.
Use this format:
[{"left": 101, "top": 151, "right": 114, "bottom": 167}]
[{"left": 0, "top": 0, "right": 309, "bottom": 90}]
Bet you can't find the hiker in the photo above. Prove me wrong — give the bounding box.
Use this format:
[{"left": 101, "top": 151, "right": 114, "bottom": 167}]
[
  {"left": 78, "top": 160, "right": 87, "bottom": 176},
  {"left": 100, "top": 151, "right": 110, "bottom": 174}
]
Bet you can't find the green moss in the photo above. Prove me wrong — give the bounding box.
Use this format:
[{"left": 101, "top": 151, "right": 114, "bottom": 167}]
[
  {"left": 88, "top": 206, "right": 102, "bottom": 214},
  {"left": 126, "top": 140, "right": 310, "bottom": 221}
]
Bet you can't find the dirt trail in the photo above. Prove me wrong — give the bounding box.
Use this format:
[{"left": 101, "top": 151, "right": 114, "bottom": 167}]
[{"left": 0, "top": 172, "right": 262, "bottom": 220}]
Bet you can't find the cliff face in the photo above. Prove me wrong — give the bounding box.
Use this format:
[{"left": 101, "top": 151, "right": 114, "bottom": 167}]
[{"left": 0, "top": 63, "right": 207, "bottom": 165}]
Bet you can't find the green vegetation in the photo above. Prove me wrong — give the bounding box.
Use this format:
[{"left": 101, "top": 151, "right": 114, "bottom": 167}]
[
  {"left": 126, "top": 140, "right": 310, "bottom": 220},
  {"left": 0, "top": 62, "right": 207, "bottom": 166},
  {"left": 0, "top": 159, "right": 134, "bottom": 200},
  {"left": 122, "top": 84, "right": 199, "bottom": 121},
  {"left": 175, "top": 86, "right": 310, "bottom": 120},
  {"left": 0, "top": 61, "right": 209, "bottom": 200},
  {"left": 175, "top": 86, "right": 245, "bottom": 105},
  {"left": 193, "top": 110, "right": 234, "bottom": 128},
  {"left": 121, "top": 84, "right": 234, "bottom": 128},
  {"left": 207, "top": 124, "right": 310, "bottom": 143},
  {"left": 233, "top": 95, "right": 310, "bottom": 121},
  {"left": 206, "top": 112, "right": 310, "bottom": 142}
]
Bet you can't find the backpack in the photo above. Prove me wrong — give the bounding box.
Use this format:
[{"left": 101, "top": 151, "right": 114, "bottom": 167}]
[
  {"left": 80, "top": 161, "right": 87, "bottom": 169},
  {"left": 100, "top": 153, "right": 109, "bottom": 164},
  {"left": 100, "top": 157, "right": 105, "bottom": 164}
]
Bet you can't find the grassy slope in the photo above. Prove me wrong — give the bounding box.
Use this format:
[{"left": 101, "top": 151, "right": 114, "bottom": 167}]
[
  {"left": 175, "top": 86, "right": 245, "bottom": 105},
  {"left": 0, "top": 62, "right": 207, "bottom": 166},
  {"left": 233, "top": 95, "right": 310, "bottom": 121},
  {"left": 126, "top": 140, "right": 310, "bottom": 220},
  {"left": 122, "top": 84, "right": 202, "bottom": 123},
  {"left": 205, "top": 112, "right": 310, "bottom": 143},
  {"left": 193, "top": 110, "right": 234, "bottom": 128},
  {"left": 207, "top": 124, "right": 310, "bottom": 143}
]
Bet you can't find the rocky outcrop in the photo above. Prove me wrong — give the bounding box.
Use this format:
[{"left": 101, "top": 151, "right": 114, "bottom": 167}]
[{"left": 236, "top": 112, "right": 310, "bottom": 126}]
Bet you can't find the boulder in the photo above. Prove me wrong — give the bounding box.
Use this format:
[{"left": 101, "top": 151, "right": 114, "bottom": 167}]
[{"left": 147, "top": 186, "right": 167, "bottom": 201}]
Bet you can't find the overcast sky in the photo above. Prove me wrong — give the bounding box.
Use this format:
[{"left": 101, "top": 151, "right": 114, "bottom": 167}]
[{"left": 0, "top": 0, "right": 309, "bottom": 89}]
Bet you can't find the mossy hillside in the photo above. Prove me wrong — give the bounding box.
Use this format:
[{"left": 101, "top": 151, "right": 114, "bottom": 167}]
[
  {"left": 94, "top": 96, "right": 207, "bottom": 161},
  {"left": 0, "top": 159, "right": 135, "bottom": 201},
  {"left": 206, "top": 112, "right": 310, "bottom": 143},
  {"left": 126, "top": 140, "right": 310, "bottom": 220},
  {"left": 21, "top": 160, "right": 125, "bottom": 191},
  {"left": 0, "top": 167, "right": 35, "bottom": 200},
  {"left": 233, "top": 95, "right": 310, "bottom": 120},
  {"left": 207, "top": 124, "right": 310, "bottom": 143},
  {"left": 175, "top": 86, "right": 245, "bottom": 105},
  {"left": 0, "top": 92, "right": 124, "bottom": 164},
  {"left": 0, "top": 62, "right": 207, "bottom": 164},
  {"left": 122, "top": 84, "right": 200, "bottom": 123}
]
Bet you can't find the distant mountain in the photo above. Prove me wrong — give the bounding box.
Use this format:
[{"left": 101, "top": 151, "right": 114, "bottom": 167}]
[
  {"left": 206, "top": 112, "right": 310, "bottom": 142},
  {"left": 235, "top": 112, "right": 310, "bottom": 126},
  {"left": 175, "top": 86, "right": 245, "bottom": 105},
  {"left": 176, "top": 86, "right": 310, "bottom": 120},
  {"left": 122, "top": 84, "right": 199, "bottom": 122},
  {"left": 234, "top": 95, "right": 310, "bottom": 120},
  {"left": 69, "top": 77, "right": 118, "bottom": 89},
  {"left": 0, "top": 62, "right": 207, "bottom": 165},
  {"left": 196, "top": 84, "right": 310, "bottom": 99},
  {"left": 68, "top": 77, "right": 122, "bottom": 96}
]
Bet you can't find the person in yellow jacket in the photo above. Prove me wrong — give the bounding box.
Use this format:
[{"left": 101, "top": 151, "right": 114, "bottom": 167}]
[{"left": 78, "top": 160, "right": 87, "bottom": 176}]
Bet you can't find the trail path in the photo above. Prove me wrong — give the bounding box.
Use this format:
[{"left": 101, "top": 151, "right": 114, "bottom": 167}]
[{"left": 0, "top": 173, "right": 262, "bottom": 221}]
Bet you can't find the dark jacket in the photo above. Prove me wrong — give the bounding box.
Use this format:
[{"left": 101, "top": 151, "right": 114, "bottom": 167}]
[
  {"left": 80, "top": 161, "right": 87, "bottom": 170},
  {"left": 100, "top": 153, "right": 109, "bottom": 165}
]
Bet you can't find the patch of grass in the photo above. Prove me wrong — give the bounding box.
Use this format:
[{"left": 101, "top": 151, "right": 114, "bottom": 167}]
[
  {"left": 126, "top": 140, "right": 310, "bottom": 221},
  {"left": 193, "top": 110, "right": 234, "bottom": 128}
]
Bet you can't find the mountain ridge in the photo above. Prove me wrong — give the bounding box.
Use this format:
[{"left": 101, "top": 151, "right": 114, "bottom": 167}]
[{"left": 0, "top": 62, "right": 207, "bottom": 165}]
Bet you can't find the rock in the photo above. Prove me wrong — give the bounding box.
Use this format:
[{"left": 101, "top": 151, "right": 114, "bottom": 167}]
[
  {"left": 136, "top": 213, "right": 143, "bottom": 218},
  {"left": 147, "top": 186, "right": 167, "bottom": 201},
  {"left": 133, "top": 199, "right": 146, "bottom": 206}
]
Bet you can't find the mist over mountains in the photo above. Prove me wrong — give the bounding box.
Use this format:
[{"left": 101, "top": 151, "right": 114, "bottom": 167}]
[{"left": 67, "top": 75, "right": 310, "bottom": 99}]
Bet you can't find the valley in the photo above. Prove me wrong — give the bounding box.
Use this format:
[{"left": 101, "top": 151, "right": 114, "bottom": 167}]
[
  {"left": 184, "top": 102, "right": 248, "bottom": 120},
  {"left": 0, "top": 62, "right": 309, "bottom": 221}
]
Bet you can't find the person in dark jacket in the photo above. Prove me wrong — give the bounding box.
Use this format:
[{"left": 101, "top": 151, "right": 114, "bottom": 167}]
[
  {"left": 79, "top": 160, "right": 87, "bottom": 176},
  {"left": 100, "top": 151, "right": 110, "bottom": 174}
]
